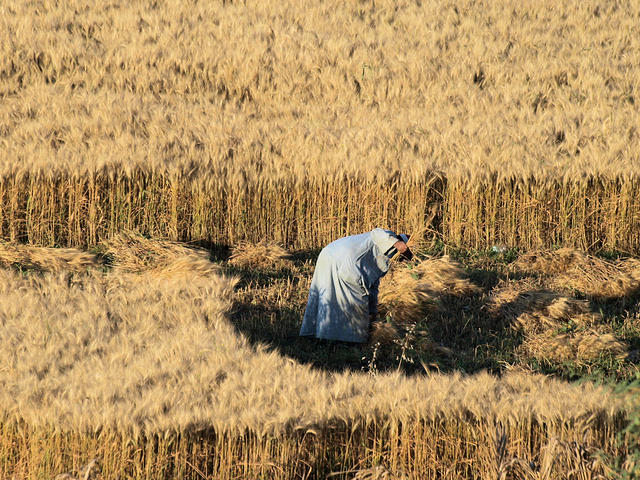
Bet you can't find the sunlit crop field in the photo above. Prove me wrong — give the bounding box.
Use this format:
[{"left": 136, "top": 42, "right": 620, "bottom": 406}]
[
  {"left": 1, "top": 0, "right": 640, "bottom": 251},
  {"left": 0, "top": 237, "right": 637, "bottom": 479},
  {"left": 2, "top": 0, "right": 640, "bottom": 478}
]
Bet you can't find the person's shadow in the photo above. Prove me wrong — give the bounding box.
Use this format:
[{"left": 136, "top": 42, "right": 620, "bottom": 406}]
[
  {"left": 221, "top": 248, "right": 640, "bottom": 377},
  {"left": 223, "top": 248, "right": 375, "bottom": 373}
]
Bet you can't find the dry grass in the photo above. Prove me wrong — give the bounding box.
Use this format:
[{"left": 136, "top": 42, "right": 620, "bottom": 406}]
[
  {"left": 378, "top": 256, "right": 480, "bottom": 327},
  {"left": 513, "top": 248, "right": 640, "bottom": 299},
  {"left": 488, "top": 279, "right": 628, "bottom": 363},
  {"left": 228, "top": 241, "right": 293, "bottom": 269},
  {"left": 0, "top": 240, "right": 99, "bottom": 273},
  {"left": 0, "top": 0, "right": 639, "bottom": 251},
  {"left": 523, "top": 329, "right": 628, "bottom": 364},
  {"left": 104, "top": 231, "right": 219, "bottom": 278}
]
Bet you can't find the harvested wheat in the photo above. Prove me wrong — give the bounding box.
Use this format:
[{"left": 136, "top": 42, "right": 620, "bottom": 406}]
[
  {"left": 514, "top": 297, "right": 599, "bottom": 335},
  {"left": 512, "top": 248, "right": 588, "bottom": 275},
  {"left": 488, "top": 279, "right": 627, "bottom": 362},
  {"left": 521, "top": 328, "right": 628, "bottom": 363},
  {"left": 0, "top": 241, "right": 99, "bottom": 273},
  {"left": 379, "top": 256, "right": 480, "bottom": 324},
  {"left": 368, "top": 321, "right": 400, "bottom": 346},
  {"left": 228, "top": 241, "right": 293, "bottom": 269},
  {"left": 412, "top": 257, "right": 483, "bottom": 297},
  {"left": 513, "top": 249, "right": 640, "bottom": 299},
  {"left": 103, "top": 232, "right": 219, "bottom": 277},
  {"left": 485, "top": 279, "right": 589, "bottom": 329}
]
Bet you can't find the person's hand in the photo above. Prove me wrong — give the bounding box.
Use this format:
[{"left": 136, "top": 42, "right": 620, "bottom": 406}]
[
  {"left": 393, "top": 240, "right": 413, "bottom": 260},
  {"left": 393, "top": 240, "right": 408, "bottom": 254}
]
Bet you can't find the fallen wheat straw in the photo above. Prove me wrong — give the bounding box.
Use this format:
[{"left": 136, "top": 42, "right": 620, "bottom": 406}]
[
  {"left": 228, "top": 241, "right": 293, "bottom": 269},
  {"left": 488, "top": 279, "right": 628, "bottom": 362},
  {"left": 104, "top": 231, "right": 219, "bottom": 277},
  {"left": 0, "top": 241, "right": 99, "bottom": 273},
  {"left": 378, "top": 256, "right": 480, "bottom": 327},
  {"left": 513, "top": 248, "right": 640, "bottom": 299}
]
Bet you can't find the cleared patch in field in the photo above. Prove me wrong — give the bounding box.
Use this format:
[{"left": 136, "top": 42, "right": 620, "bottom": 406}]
[{"left": 0, "top": 240, "right": 637, "bottom": 478}]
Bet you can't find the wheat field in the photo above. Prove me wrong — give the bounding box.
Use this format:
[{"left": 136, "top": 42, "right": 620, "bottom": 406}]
[
  {"left": 3, "top": 0, "right": 640, "bottom": 477},
  {"left": 1, "top": 0, "right": 640, "bottom": 250},
  {"left": 0, "top": 239, "right": 635, "bottom": 479}
]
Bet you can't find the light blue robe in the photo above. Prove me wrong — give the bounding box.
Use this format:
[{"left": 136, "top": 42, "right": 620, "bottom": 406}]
[{"left": 300, "top": 228, "right": 400, "bottom": 343}]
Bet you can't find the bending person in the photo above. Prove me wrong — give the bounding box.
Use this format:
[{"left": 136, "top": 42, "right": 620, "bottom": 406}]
[{"left": 300, "top": 228, "right": 413, "bottom": 343}]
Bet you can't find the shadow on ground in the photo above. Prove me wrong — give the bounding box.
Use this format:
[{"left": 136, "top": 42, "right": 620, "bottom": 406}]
[
  {"left": 223, "top": 248, "right": 640, "bottom": 381},
  {"left": 223, "top": 255, "right": 525, "bottom": 376}
]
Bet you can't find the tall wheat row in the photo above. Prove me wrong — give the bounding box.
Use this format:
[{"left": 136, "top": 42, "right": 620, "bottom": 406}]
[
  {"left": 0, "top": 266, "right": 629, "bottom": 479},
  {"left": 1, "top": 0, "right": 639, "bottom": 250}
]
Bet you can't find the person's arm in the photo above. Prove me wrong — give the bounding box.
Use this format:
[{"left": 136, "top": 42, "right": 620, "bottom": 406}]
[
  {"left": 370, "top": 228, "right": 398, "bottom": 253},
  {"left": 370, "top": 228, "right": 412, "bottom": 260},
  {"left": 368, "top": 278, "right": 380, "bottom": 317}
]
